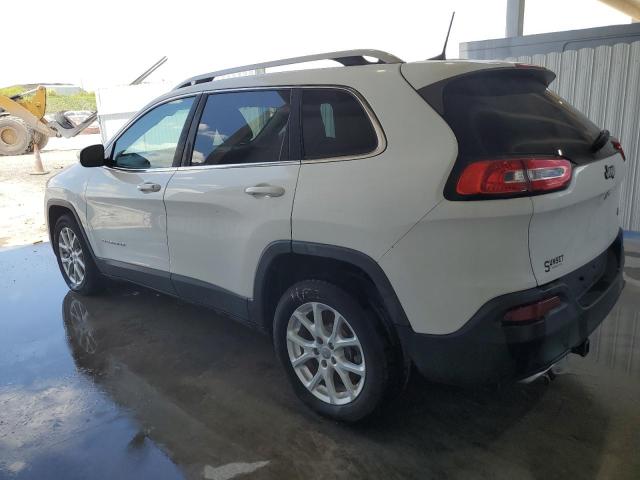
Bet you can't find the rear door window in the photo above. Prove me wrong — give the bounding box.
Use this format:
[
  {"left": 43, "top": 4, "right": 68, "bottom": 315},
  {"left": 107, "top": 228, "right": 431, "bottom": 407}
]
[
  {"left": 190, "top": 90, "right": 290, "bottom": 166},
  {"left": 301, "top": 89, "right": 378, "bottom": 160}
]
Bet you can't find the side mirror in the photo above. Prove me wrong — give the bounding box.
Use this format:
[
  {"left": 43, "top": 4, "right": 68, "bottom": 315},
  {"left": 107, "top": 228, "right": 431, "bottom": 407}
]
[{"left": 79, "top": 144, "right": 105, "bottom": 167}]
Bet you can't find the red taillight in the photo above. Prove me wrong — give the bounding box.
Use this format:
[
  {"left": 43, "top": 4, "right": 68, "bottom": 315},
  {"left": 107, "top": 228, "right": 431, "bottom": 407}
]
[
  {"left": 456, "top": 160, "right": 528, "bottom": 195},
  {"left": 456, "top": 158, "right": 572, "bottom": 197},
  {"left": 612, "top": 140, "right": 626, "bottom": 161},
  {"left": 503, "top": 296, "right": 562, "bottom": 324}
]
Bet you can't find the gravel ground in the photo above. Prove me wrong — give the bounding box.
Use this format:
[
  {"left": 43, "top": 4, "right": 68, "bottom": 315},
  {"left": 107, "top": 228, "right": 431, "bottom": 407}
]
[{"left": 0, "top": 135, "right": 100, "bottom": 248}]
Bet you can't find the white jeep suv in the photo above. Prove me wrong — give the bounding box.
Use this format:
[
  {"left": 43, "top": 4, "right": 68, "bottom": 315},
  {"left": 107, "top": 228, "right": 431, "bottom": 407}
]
[{"left": 46, "top": 50, "right": 626, "bottom": 421}]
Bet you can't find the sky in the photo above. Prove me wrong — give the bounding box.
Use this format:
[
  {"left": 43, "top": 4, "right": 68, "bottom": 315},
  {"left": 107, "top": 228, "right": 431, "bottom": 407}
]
[{"left": 1, "top": 0, "right": 631, "bottom": 90}]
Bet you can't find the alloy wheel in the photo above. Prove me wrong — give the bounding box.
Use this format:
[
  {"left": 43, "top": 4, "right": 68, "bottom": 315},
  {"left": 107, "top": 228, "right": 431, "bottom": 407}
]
[
  {"left": 58, "top": 227, "right": 85, "bottom": 287},
  {"left": 286, "top": 302, "right": 366, "bottom": 405}
]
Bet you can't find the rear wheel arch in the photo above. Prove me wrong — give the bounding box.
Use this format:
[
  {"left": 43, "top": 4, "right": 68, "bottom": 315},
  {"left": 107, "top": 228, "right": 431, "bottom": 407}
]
[{"left": 252, "top": 241, "right": 410, "bottom": 338}]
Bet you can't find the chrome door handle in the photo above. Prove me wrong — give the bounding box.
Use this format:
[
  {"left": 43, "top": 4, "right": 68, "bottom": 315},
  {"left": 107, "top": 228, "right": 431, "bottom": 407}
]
[
  {"left": 137, "top": 182, "right": 161, "bottom": 193},
  {"left": 244, "top": 185, "right": 285, "bottom": 198}
]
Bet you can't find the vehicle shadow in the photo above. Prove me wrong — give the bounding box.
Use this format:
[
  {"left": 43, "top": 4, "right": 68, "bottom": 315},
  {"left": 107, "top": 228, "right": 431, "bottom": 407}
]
[{"left": 62, "top": 283, "right": 614, "bottom": 480}]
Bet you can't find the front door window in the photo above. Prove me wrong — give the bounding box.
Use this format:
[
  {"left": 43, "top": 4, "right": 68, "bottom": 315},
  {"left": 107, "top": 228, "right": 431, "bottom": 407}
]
[{"left": 112, "top": 97, "right": 195, "bottom": 169}]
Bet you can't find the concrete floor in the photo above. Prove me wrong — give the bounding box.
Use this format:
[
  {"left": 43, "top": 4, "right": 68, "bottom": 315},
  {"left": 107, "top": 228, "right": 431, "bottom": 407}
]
[{"left": 1, "top": 239, "right": 640, "bottom": 480}]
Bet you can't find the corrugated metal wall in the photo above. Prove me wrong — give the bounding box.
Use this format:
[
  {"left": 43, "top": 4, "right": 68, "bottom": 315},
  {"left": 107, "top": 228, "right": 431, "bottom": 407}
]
[{"left": 504, "top": 41, "right": 640, "bottom": 231}]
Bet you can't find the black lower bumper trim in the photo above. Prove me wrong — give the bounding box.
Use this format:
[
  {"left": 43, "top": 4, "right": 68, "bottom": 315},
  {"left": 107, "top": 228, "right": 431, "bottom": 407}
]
[{"left": 399, "top": 230, "right": 625, "bottom": 386}]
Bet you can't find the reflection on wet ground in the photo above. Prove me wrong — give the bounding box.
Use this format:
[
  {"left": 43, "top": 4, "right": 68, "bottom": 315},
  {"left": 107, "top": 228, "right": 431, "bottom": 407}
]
[{"left": 1, "top": 240, "right": 640, "bottom": 479}]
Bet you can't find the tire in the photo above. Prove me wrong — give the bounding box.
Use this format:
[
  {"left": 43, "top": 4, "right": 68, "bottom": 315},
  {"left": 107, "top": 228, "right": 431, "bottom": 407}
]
[
  {"left": 53, "top": 214, "right": 104, "bottom": 295},
  {"left": 0, "top": 115, "right": 33, "bottom": 156},
  {"left": 274, "top": 279, "right": 395, "bottom": 422},
  {"left": 32, "top": 131, "right": 49, "bottom": 151}
]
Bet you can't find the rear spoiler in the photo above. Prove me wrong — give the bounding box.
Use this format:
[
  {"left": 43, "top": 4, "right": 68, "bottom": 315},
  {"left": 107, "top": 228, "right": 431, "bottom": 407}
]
[{"left": 418, "top": 66, "right": 556, "bottom": 116}]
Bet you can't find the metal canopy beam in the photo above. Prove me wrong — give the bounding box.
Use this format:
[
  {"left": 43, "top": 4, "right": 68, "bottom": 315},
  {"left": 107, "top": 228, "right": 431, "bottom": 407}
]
[{"left": 506, "top": 0, "right": 526, "bottom": 37}]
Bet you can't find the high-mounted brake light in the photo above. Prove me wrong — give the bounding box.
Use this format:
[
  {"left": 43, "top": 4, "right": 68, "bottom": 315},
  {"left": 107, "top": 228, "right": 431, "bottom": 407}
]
[
  {"left": 612, "top": 140, "right": 626, "bottom": 161},
  {"left": 456, "top": 158, "right": 572, "bottom": 197},
  {"left": 503, "top": 296, "right": 562, "bottom": 324}
]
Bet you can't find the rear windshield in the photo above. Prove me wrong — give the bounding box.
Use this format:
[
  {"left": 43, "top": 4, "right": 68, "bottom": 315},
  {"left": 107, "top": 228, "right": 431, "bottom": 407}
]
[{"left": 419, "top": 68, "right": 615, "bottom": 166}]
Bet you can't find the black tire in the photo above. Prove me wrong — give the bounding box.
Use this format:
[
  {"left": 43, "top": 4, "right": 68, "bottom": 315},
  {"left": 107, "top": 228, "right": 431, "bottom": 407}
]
[
  {"left": 274, "top": 279, "right": 395, "bottom": 422},
  {"left": 32, "top": 131, "right": 49, "bottom": 151},
  {"left": 0, "top": 115, "right": 33, "bottom": 156},
  {"left": 53, "top": 214, "right": 104, "bottom": 295}
]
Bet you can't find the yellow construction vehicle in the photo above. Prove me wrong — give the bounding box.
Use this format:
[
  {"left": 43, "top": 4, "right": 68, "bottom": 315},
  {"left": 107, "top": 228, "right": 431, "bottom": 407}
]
[
  {"left": 0, "top": 86, "right": 88, "bottom": 155},
  {"left": 0, "top": 57, "right": 167, "bottom": 156}
]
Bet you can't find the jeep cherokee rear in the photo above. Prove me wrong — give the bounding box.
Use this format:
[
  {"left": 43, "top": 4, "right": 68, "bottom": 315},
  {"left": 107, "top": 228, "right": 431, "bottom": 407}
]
[{"left": 45, "top": 50, "right": 625, "bottom": 422}]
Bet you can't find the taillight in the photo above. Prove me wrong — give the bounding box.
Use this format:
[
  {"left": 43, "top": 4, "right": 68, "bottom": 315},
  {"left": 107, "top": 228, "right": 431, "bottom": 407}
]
[
  {"left": 503, "top": 296, "right": 562, "bottom": 324},
  {"left": 526, "top": 158, "right": 573, "bottom": 192},
  {"left": 612, "top": 140, "right": 626, "bottom": 161},
  {"left": 456, "top": 157, "right": 572, "bottom": 197}
]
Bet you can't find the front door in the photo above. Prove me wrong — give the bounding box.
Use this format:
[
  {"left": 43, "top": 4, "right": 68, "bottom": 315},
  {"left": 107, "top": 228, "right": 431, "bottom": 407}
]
[
  {"left": 164, "top": 89, "right": 298, "bottom": 316},
  {"left": 85, "top": 96, "right": 197, "bottom": 289}
]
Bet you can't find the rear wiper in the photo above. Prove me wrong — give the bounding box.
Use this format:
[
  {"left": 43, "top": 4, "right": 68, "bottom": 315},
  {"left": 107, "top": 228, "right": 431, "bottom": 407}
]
[{"left": 591, "top": 129, "right": 610, "bottom": 153}]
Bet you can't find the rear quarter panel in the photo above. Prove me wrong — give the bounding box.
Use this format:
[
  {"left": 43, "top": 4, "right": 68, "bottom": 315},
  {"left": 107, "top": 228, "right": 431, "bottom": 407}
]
[
  {"left": 379, "top": 198, "right": 536, "bottom": 335},
  {"left": 291, "top": 65, "right": 457, "bottom": 260}
]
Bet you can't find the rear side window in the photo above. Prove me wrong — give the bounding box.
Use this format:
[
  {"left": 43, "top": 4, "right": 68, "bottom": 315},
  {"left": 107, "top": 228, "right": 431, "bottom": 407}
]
[
  {"left": 191, "top": 90, "right": 290, "bottom": 166},
  {"left": 419, "top": 68, "right": 614, "bottom": 167},
  {"left": 301, "top": 89, "right": 378, "bottom": 160}
]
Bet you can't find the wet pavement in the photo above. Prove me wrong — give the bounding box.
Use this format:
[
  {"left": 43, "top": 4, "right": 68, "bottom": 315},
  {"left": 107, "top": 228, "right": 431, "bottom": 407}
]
[{"left": 1, "top": 239, "right": 640, "bottom": 480}]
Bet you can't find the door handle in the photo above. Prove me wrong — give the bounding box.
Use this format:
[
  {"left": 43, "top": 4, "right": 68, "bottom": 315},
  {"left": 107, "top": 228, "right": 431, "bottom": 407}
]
[
  {"left": 244, "top": 185, "right": 285, "bottom": 198},
  {"left": 137, "top": 182, "right": 161, "bottom": 193}
]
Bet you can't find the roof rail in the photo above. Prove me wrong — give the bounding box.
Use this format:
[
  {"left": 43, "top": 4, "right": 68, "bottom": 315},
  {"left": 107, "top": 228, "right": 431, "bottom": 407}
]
[{"left": 174, "top": 49, "right": 404, "bottom": 89}]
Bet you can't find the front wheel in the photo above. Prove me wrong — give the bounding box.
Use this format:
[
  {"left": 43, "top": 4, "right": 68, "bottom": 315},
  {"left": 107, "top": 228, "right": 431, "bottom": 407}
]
[
  {"left": 54, "top": 214, "right": 104, "bottom": 295},
  {"left": 0, "top": 115, "right": 33, "bottom": 156},
  {"left": 273, "top": 280, "right": 394, "bottom": 422}
]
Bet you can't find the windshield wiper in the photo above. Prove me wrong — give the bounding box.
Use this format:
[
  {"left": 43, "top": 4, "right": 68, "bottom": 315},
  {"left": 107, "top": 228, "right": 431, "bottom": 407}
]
[{"left": 591, "top": 129, "right": 610, "bottom": 153}]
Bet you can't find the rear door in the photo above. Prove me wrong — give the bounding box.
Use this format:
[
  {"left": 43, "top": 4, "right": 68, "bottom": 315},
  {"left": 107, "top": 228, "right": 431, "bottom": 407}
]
[
  {"left": 164, "top": 89, "right": 298, "bottom": 316},
  {"left": 413, "top": 66, "right": 626, "bottom": 285}
]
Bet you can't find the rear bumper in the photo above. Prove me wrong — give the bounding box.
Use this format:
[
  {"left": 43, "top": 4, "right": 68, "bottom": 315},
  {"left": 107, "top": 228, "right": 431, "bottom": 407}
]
[{"left": 398, "top": 229, "right": 625, "bottom": 386}]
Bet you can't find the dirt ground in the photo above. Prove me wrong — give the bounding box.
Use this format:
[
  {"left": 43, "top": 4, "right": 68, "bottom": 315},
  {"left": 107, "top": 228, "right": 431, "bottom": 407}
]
[
  {"left": 0, "top": 134, "right": 101, "bottom": 248},
  {"left": 0, "top": 151, "right": 78, "bottom": 247}
]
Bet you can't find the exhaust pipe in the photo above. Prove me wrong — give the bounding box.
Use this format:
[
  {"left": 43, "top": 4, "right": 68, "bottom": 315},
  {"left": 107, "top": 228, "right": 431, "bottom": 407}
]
[
  {"left": 519, "top": 339, "right": 591, "bottom": 385},
  {"left": 519, "top": 364, "right": 556, "bottom": 384}
]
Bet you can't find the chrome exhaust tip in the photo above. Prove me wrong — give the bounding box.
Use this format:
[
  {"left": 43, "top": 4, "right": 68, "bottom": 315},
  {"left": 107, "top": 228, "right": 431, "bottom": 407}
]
[
  {"left": 519, "top": 366, "right": 555, "bottom": 384},
  {"left": 519, "top": 356, "right": 569, "bottom": 384}
]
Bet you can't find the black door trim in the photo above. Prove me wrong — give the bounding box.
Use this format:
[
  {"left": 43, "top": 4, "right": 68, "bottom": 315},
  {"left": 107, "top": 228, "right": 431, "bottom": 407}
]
[
  {"left": 96, "top": 258, "right": 176, "bottom": 295},
  {"left": 180, "top": 93, "right": 207, "bottom": 166},
  {"left": 171, "top": 273, "right": 250, "bottom": 321}
]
